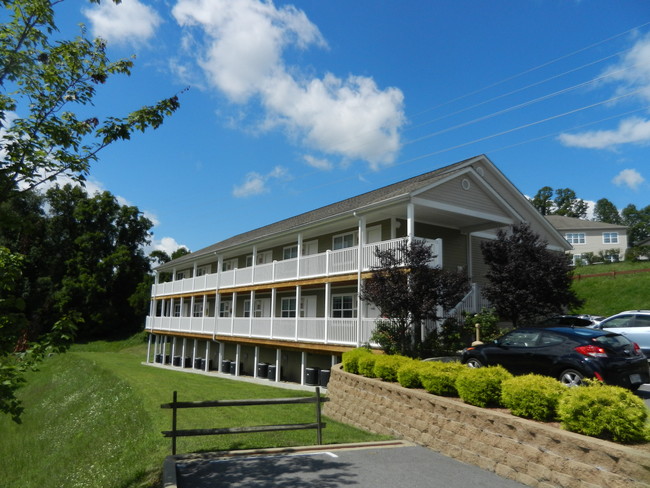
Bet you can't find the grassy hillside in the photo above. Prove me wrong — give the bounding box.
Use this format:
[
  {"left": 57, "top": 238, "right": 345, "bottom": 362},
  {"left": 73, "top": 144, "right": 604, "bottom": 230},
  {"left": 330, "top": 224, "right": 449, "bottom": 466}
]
[
  {"left": 571, "top": 261, "right": 650, "bottom": 316},
  {"left": 0, "top": 336, "right": 387, "bottom": 488}
]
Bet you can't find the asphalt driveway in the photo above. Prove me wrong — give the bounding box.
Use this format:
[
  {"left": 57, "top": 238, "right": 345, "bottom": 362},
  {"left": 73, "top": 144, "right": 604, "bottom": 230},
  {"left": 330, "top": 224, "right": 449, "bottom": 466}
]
[{"left": 166, "top": 441, "right": 529, "bottom": 488}]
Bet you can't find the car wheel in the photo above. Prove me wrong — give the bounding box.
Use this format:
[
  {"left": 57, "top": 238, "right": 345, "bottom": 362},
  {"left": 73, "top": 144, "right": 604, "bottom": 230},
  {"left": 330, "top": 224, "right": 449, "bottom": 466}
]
[
  {"left": 559, "top": 369, "right": 584, "bottom": 387},
  {"left": 466, "top": 358, "right": 483, "bottom": 368}
]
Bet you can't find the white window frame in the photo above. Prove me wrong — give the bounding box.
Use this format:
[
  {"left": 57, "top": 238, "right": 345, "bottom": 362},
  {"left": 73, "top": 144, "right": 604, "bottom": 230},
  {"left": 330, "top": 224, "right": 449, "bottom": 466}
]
[
  {"left": 331, "top": 294, "right": 357, "bottom": 318},
  {"left": 303, "top": 240, "right": 319, "bottom": 256},
  {"left": 280, "top": 297, "right": 296, "bottom": 318},
  {"left": 222, "top": 258, "right": 238, "bottom": 271},
  {"left": 603, "top": 232, "right": 619, "bottom": 244},
  {"left": 219, "top": 301, "right": 232, "bottom": 318},
  {"left": 283, "top": 245, "right": 298, "bottom": 260},
  {"left": 196, "top": 266, "right": 208, "bottom": 277},
  {"left": 565, "top": 233, "right": 585, "bottom": 245},
  {"left": 175, "top": 271, "right": 185, "bottom": 280},
  {"left": 332, "top": 231, "right": 357, "bottom": 250},
  {"left": 192, "top": 301, "right": 203, "bottom": 317}
]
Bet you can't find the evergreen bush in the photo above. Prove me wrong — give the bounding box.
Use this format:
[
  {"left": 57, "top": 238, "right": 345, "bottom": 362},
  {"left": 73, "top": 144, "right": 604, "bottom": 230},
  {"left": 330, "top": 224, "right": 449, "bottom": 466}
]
[
  {"left": 396, "top": 361, "right": 424, "bottom": 389},
  {"left": 358, "top": 354, "right": 379, "bottom": 378},
  {"left": 455, "top": 365, "right": 512, "bottom": 407},
  {"left": 419, "top": 361, "right": 465, "bottom": 396},
  {"left": 341, "top": 347, "right": 372, "bottom": 374},
  {"left": 501, "top": 374, "right": 564, "bottom": 421},
  {"left": 373, "top": 355, "right": 409, "bottom": 382},
  {"left": 557, "top": 383, "right": 649, "bottom": 443}
]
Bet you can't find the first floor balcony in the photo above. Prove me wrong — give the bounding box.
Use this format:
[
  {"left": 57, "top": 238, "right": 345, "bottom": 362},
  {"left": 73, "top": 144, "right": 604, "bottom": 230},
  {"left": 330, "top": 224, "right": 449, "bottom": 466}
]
[{"left": 146, "top": 315, "right": 379, "bottom": 347}]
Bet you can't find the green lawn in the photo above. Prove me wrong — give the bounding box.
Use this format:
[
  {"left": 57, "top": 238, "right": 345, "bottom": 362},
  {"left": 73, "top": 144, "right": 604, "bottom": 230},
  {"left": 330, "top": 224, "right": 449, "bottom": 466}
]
[
  {"left": 571, "top": 261, "right": 650, "bottom": 316},
  {"left": 0, "top": 336, "right": 388, "bottom": 488}
]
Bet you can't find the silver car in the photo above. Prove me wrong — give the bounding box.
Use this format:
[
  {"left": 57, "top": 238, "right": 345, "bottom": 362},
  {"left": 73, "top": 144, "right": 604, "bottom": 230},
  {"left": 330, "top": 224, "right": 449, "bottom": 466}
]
[{"left": 594, "top": 310, "right": 650, "bottom": 356}]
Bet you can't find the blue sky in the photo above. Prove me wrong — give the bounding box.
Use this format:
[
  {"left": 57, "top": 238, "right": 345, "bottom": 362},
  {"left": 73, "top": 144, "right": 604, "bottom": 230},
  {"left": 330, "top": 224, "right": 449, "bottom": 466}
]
[{"left": 48, "top": 0, "right": 650, "bottom": 254}]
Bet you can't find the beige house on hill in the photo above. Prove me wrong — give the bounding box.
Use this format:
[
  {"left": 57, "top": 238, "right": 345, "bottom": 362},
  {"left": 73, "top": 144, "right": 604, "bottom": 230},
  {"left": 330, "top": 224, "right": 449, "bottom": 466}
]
[
  {"left": 545, "top": 215, "right": 628, "bottom": 264},
  {"left": 145, "top": 155, "right": 571, "bottom": 386}
]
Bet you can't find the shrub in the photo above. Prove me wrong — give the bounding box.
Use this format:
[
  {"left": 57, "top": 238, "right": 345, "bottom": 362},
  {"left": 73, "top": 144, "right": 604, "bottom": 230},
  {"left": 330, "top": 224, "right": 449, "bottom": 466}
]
[
  {"left": 397, "top": 361, "right": 424, "bottom": 389},
  {"left": 455, "top": 365, "right": 513, "bottom": 407},
  {"left": 501, "top": 374, "right": 564, "bottom": 421},
  {"left": 358, "top": 354, "right": 379, "bottom": 378},
  {"left": 557, "top": 383, "right": 649, "bottom": 443},
  {"left": 373, "top": 355, "right": 409, "bottom": 382},
  {"left": 342, "top": 347, "right": 372, "bottom": 374},
  {"left": 419, "top": 361, "right": 465, "bottom": 396}
]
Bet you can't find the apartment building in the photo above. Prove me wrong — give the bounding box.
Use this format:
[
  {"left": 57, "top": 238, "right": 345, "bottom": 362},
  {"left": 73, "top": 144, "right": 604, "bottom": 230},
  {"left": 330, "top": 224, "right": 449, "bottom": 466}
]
[{"left": 145, "top": 155, "right": 570, "bottom": 385}]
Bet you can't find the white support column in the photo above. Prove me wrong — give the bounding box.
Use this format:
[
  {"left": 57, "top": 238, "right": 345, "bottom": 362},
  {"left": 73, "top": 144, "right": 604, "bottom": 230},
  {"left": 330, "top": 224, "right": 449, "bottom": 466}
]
[
  {"left": 146, "top": 333, "right": 152, "bottom": 363},
  {"left": 275, "top": 348, "right": 281, "bottom": 381},
  {"left": 297, "top": 233, "right": 303, "bottom": 277},
  {"left": 254, "top": 346, "right": 260, "bottom": 378},
  {"left": 181, "top": 338, "right": 187, "bottom": 366},
  {"left": 201, "top": 294, "right": 207, "bottom": 332},
  {"left": 357, "top": 215, "right": 366, "bottom": 346},
  {"left": 249, "top": 290, "right": 255, "bottom": 337},
  {"left": 235, "top": 344, "right": 241, "bottom": 375},
  {"left": 218, "top": 342, "right": 225, "bottom": 372},
  {"left": 270, "top": 288, "right": 277, "bottom": 338},
  {"left": 294, "top": 285, "right": 301, "bottom": 341},
  {"left": 407, "top": 202, "right": 415, "bottom": 245},
  {"left": 205, "top": 341, "right": 211, "bottom": 372},
  {"left": 231, "top": 292, "right": 237, "bottom": 335},
  {"left": 331, "top": 354, "right": 338, "bottom": 367},
  {"left": 324, "top": 282, "right": 331, "bottom": 344},
  {"left": 163, "top": 336, "right": 168, "bottom": 364},
  {"left": 171, "top": 337, "right": 177, "bottom": 364},
  {"left": 192, "top": 339, "right": 198, "bottom": 368},
  {"left": 300, "top": 351, "right": 307, "bottom": 385}
]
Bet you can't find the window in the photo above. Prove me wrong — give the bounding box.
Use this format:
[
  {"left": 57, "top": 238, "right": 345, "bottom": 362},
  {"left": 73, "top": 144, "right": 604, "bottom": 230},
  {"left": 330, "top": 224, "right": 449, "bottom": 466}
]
[
  {"left": 333, "top": 232, "right": 356, "bottom": 250},
  {"left": 222, "top": 259, "right": 238, "bottom": 271},
  {"left": 173, "top": 303, "right": 181, "bottom": 317},
  {"left": 332, "top": 294, "right": 357, "bottom": 318},
  {"left": 196, "top": 266, "right": 208, "bottom": 277},
  {"left": 303, "top": 240, "right": 319, "bottom": 256},
  {"left": 219, "top": 301, "right": 231, "bottom": 318},
  {"left": 603, "top": 232, "right": 619, "bottom": 244},
  {"left": 281, "top": 298, "right": 296, "bottom": 318},
  {"left": 193, "top": 302, "right": 204, "bottom": 317},
  {"left": 565, "top": 233, "right": 585, "bottom": 245},
  {"left": 245, "top": 251, "right": 273, "bottom": 267},
  {"left": 176, "top": 271, "right": 185, "bottom": 280},
  {"left": 283, "top": 245, "right": 298, "bottom": 260}
]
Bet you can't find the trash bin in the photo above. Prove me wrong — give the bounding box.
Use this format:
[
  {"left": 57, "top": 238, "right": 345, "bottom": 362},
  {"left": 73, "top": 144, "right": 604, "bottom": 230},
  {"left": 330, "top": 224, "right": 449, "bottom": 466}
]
[
  {"left": 319, "top": 369, "right": 331, "bottom": 387},
  {"left": 229, "top": 361, "right": 239, "bottom": 375},
  {"left": 164, "top": 354, "right": 171, "bottom": 364},
  {"left": 257, "top": 362, "right": 269, "bottom": 378},
  {"left": 194, "top": 357, "right": 203, "bottom": 369},
  {"left": 268, "top": 364, "right": 277, "bottom": 381},
  {"left": 305, "top": 367, "right": 319, "bottom": 386},
  {"left": 154, "top": 354, "right": 162, "bottom": 363},
  {"left": 184, "top": 357, "right": 192, "bottom": 368},
  {"left": 221, "top": 359, "right": 231, "bottom": 373},
  {"left": 200, "top": 358, "right": 208, "bottom": 370},
  {"left": 172, "top": 355, "right": 182, "bottom": 367}
]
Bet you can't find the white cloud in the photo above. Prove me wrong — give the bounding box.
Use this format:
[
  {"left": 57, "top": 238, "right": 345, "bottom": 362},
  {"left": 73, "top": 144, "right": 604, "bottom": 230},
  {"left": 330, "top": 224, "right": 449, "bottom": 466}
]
[
  {"left": 612, "top": 168, "right": 645, "bottom": 190},
  {"left": 232, "top": 165, "right": 289, "bottom": 197},
  {"left": 604, "top": 33, "right": 650, "bottom": 103},
  {"left": 172, "top": 0, "right": 405, "bottom": 168},
  {"left": 83, "top": 0, "right": 162, "bottom": 46},
  {"left": 558, "top": 117, "right": 650, "bottom": 149},
  {"left": 152, "top": 236, "right": 186, "bottom": 255},
  {"left": 303, "top": 154, "right": 333, "bottom": 171}
]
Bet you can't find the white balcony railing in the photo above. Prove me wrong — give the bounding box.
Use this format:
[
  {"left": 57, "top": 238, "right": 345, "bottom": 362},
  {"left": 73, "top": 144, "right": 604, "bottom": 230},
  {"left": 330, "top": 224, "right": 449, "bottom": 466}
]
[
  {"left": 152, "top": 237, "right": 442, "bottom": 297},
  {"left": 146, "top": 315, "right": 364, "bottom": 346}
]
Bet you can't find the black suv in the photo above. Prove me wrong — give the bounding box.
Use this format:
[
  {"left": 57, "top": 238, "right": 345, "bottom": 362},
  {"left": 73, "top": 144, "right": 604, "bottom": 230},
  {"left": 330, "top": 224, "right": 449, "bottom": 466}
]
[{"left": 461, "top": 327, "right": 650, "bottom": 390}]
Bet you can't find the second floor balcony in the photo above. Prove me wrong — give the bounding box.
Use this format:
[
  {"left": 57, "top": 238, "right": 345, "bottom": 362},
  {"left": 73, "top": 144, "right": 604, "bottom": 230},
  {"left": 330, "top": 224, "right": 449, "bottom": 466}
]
[{"left": 152, "top": 237, "right": 442, "bottom": 297}]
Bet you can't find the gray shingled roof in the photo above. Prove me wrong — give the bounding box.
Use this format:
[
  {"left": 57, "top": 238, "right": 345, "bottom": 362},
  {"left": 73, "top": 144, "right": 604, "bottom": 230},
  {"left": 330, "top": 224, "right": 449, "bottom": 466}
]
[
  {"left": 159, "top": 156, "right": 479, "bottom": 270},
  {"left": 545, "top": 214, "right": 628, "bottom": 231}
]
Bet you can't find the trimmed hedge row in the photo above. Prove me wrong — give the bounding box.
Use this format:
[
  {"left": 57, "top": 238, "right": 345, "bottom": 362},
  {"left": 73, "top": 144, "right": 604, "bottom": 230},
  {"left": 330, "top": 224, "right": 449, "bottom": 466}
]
[{"left": 341, "top": 348, "right": 650, "bottom": 443}]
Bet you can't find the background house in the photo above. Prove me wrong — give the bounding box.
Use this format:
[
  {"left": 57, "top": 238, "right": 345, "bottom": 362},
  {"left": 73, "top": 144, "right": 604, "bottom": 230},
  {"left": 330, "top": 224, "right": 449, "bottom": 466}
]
[
  {"left": 145, "top": 155, "right": 571, "bottom": 386},
  {"left": 545, "top": 215, "right": 628, "bottom": 265}
]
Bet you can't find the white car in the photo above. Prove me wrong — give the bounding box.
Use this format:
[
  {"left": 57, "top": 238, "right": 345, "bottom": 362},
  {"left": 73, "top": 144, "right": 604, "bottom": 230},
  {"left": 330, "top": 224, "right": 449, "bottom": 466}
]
[{"left": 594, "top": 310, "right": 650, "bottom": 356}]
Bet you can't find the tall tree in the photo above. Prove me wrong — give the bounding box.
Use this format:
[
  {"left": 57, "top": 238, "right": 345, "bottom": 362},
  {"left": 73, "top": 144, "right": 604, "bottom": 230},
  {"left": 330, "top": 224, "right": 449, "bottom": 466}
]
[
  {"left": 0, "top": 0, "right": 180, "bottom": 420},
  {"left": 621, "top": 204, "right": 650, "bottom": 246},
  {"left": 360, "top": 239, "right": 469, "bottom": 357},
  {"left": 553, "top": 188, "right": 588, "bottom": 219},
  {"left": 480, "top": 222, "right": 582, "bottom": 327},
  {"left": 530, "top": 186, "right": 554, "bottom": 216},
  {"left": 529, "top": 187, "right": 587, "bottom": 219},
  {"left": 593, "top": 198, "right": 622, "bottom": 224},
  {"left": 0, "top": 0, "right": 181, "bottom": 202}
]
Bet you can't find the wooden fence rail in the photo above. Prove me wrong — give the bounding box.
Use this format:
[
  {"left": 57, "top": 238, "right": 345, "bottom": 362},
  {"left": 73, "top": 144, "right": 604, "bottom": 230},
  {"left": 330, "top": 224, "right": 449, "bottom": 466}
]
[{"left": 161, "top": 388, "right": 327, "bottom": 455}]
